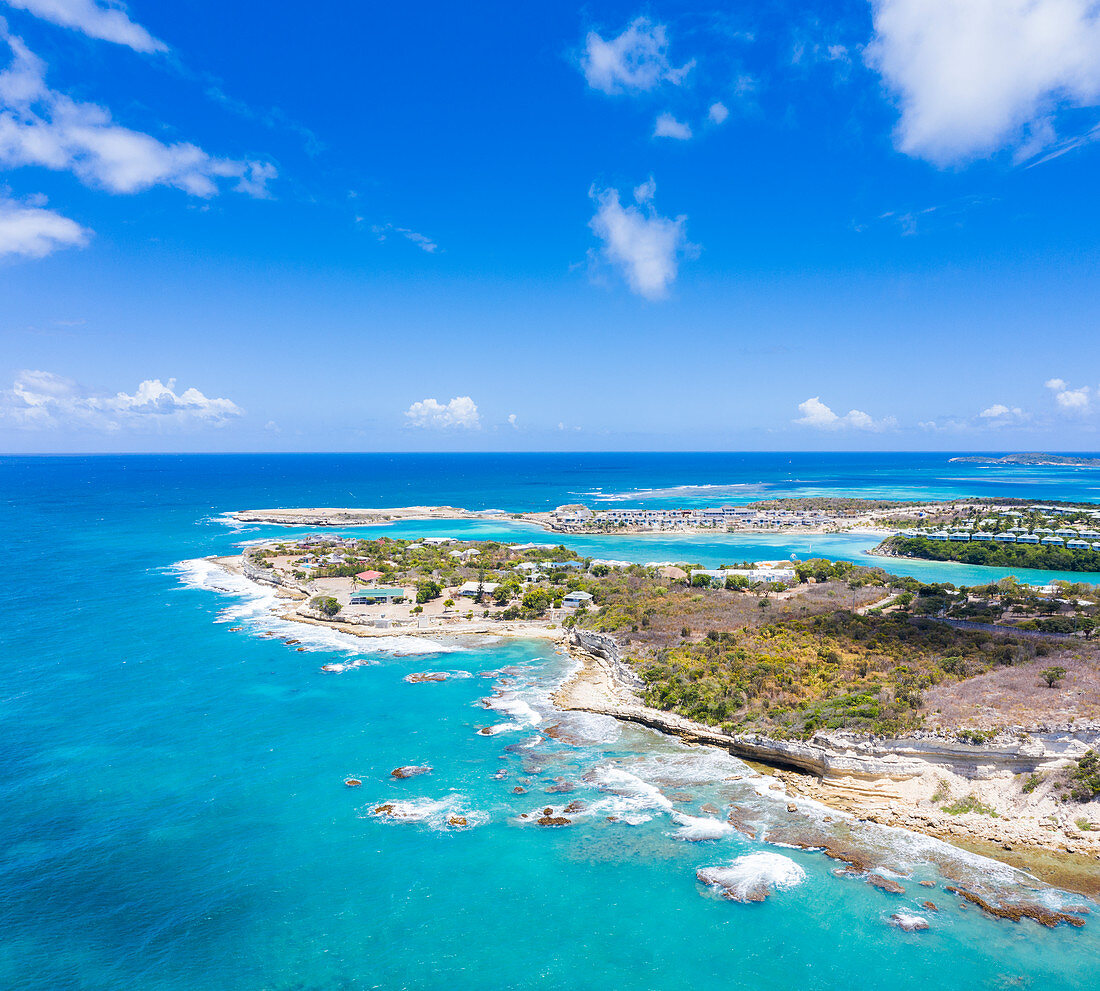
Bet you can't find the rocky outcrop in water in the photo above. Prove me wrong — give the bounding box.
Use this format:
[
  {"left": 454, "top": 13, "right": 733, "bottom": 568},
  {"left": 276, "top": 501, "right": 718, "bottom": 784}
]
[{"left": 391, "top": 765, "right": 432, "bottom": 779}]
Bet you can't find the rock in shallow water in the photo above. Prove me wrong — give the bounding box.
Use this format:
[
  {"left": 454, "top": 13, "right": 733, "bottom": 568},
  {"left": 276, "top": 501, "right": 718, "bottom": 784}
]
[
  {"left": 391, "top": 765, "right": 432, "bottom": 779},
  {"left": 866, "top": 873, "right": 906, "bottom": 895},
  {"left": 890, "top": 913, "right": 929, "bottom": 933}
]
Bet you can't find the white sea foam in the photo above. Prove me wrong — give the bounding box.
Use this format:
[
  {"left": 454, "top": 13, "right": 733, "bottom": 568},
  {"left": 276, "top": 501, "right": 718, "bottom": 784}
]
[
  {"left": 889, "top": 912, "right": 929, "bottom": 932},
  {"left": 581, "top": 483, "right": 765, "bottom": 503},
  {"left": 581, "top": 765, "right": 677, "bottom": 823},
  {"left": 698, "top": 853, "right": 806, "bottom": 899},
  {"left": 171, "top": 558, "right": 461, "bottom": 657},
  {"left": 480, "top": 722, "right": 524, "bottom": 735},
  {"left": 363, "top": 795, "right": 480, "bottom": 830},
  {"left": 672, "top": 813, "right": 734, "bottom": 842},
  {"left": 489, "top": 695, "right": 543, "bottom": 726}
]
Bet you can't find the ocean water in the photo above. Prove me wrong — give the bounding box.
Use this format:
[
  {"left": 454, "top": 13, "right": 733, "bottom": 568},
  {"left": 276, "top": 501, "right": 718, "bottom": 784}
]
[{"left": 3, "top": 453, "right": 1100, "bottom": 990}]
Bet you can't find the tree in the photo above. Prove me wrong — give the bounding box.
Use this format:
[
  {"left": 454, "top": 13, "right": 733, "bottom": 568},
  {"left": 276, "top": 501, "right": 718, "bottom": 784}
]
[
  {"left": 1041, "top": 665, "right": 1067, "bottom": 688},
  {"left": 416, "top": 580, "right": 442, "bottom": 604},
  {"left": 310, "top": 595, "right": 341, "bottom": 617}
]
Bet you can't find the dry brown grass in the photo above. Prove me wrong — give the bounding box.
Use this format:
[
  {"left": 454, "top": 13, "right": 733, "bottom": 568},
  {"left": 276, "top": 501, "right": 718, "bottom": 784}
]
[{"left": 923, "top": 651, "right": 1100, "bottom": 730}]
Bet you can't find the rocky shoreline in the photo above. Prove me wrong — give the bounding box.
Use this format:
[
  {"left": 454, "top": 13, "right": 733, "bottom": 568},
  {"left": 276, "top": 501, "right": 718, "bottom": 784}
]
[
  {"left": 211, "top": 552, "right": 1100, "bottom": 896},
  {"left": 553, "top": 629, "right": 1100, "bottom": 894}
]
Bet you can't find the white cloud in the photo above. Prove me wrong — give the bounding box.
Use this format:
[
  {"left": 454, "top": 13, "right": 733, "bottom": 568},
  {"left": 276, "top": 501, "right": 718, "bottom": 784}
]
[
  {"left": 653, "top": 112, "right": 692, "bottom": 140},
  {"left": 794, "top": 396, "right": 897, "bottom": 431},
  {"left": 979, "top": 403, "right": 1029, "bottom": 426},
  {"left": 1045, "top": 377, "right": 1092, "bottom": 413},
  {"left": 588, "top": 180, "right": 694, "bottom": 300},
  {"left": 580, "top": 17, "right": 694, "bottom": 95},
  {"left": 5, "top": 0, "right": 167, "bottom": 53},
  {"left": 632, "top": 175, "right": 656, "bottom": 203},
  {"left": 404, "top": 396, "right": 480, "bottom": 429},
  {"left": 866, "top": 0, "right": 1100, "bottom": 165},
  {"left": 0, "top": 25, "right": 275, "bottom": 197},
  {"left": 1, "top": 369, "right": 243, "bottom": 430},
  {"left": 0, "top": 192, "right": 88, "bottom": 256},
  {"left": 370, "top": 223, "right": 439, "bottom": 253},
  {"left": 507, "top": 413, "right": 518, "bottom": 429},
  {"left": 707, "top": 101, "right": 729, "bottom": 124}
]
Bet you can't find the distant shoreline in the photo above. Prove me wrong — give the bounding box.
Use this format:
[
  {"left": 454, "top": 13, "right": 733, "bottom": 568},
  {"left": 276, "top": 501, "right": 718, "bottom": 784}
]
[{"left": 948, "top": 454, "right": 1100, "bottom": 468}]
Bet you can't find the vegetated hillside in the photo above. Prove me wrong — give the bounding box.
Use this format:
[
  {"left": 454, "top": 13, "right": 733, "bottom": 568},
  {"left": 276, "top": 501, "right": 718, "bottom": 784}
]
[
  {"left": 572, "top": 559, "right": 1095, "bottom": 739},
  {"left": 632, "top": 611, "right": 1060, "bottom": 739}
]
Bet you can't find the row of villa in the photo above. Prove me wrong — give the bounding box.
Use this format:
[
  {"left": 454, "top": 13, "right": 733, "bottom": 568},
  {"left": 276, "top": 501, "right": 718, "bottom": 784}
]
[
  {"left": 554, "top": 505, "right": 830, "bottom": 529},
  {"left": 913, "top": 528, "right": 1100, "bottom": 549}
]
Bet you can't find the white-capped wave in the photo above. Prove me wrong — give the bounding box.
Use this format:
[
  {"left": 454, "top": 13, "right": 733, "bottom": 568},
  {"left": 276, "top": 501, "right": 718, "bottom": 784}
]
[
  {"left": 698, "top": 852, "right": 806, "bottom": 900},
  {"left": 672, "top": 813, "right": 734, "bottom": 842},
  {"left": 363, "top": 795, "right": 479, "bottom": 830},
  {"left": 582, "top": 765, "right": 676, "bottom": 824},
  {"left": 489, "top": 695, "right": 543, "bottom": 726},
  {"left": 581, "top": 483, "right": 765, "bottom": 503},
  {"left": 889, "top": 912, "right": 929, "bottom": 932},
  {"left": 171, "top": 558, "right": 461, "bottom": 657}
]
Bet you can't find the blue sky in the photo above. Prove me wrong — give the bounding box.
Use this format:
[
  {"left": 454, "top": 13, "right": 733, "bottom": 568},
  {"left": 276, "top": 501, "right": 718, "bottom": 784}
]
[{"left": 2, "top": 0, "right": 1100, "bottom": 452}]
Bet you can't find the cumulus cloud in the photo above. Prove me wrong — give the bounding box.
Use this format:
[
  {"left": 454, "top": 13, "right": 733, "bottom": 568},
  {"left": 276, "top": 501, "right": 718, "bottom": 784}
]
[
  {"left": 370, "top": 223, "right": 439, "bottom": 253},
  {"left": 653, "top": 112, "right": 692, "bottom": 139},
  {"left": 0, "top": 369, "right": 243, "bottom": 430},
  {"left": 588, "top": 180, "right": 694, "bottom": 300},
  {"left": 5, "top": 0, "right": 167, "bottom": 53},
  {"left": 0, "top": 25, "right": 275, "bottom": 197},
  {"left": 794, "top": 396, "right": 897, "bottom": 431},
  {"left": 580, "top": 17, "right": 694, "bottom": 95},
  {"left": 0, "top": 192, "right": 89, "bottom": 257},
  {"left": 1046, "top": 377, "right": 1092, "bottom": 413},
  {"left": 404, "top": 396, "right": 480, "bottom": 429},
  {"left": 507, "top": 413, "right": 518, "bottom": 428},
  {"left": 979, "top": 403, "right": 1029, "bottom": 426},
  {"left": 866, "top": 0, "right": 1100, "bottom": 165},
  {"left": 707, "top": 101, "right": 729, "bottom": 124}
]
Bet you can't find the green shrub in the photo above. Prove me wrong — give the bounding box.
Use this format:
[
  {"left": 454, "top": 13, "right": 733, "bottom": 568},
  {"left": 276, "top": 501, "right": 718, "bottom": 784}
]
[
  {"left": 942, "top": 795, "right": 999, "bottom": 817},
  {"left": 1022, "top": 772, "right": 1043, "bottom": 794},
  {"left": 416, "top": 580, "right": 442, "bottom": 604},
  {"left": 1070, "top": 750, "right": 1100, "bottom": 802},
  {"left": 309, "top": 595, "right": 341, "bottom": 617}
]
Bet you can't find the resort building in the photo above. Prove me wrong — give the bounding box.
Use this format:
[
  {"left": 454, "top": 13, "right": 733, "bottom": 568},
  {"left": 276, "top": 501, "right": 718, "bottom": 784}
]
[
  {"left": 458, "top": 581, "right": 500, "bottom": 598},
  {"left": 562, "top": 591, "right": 594, "bottom": 609},
  {"left": 350, "top": 587, "right": 407, "bottom": 605}
]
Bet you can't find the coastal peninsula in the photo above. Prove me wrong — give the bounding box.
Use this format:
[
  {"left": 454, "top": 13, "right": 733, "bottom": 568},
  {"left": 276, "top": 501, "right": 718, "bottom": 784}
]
[
  {"left": 235, "top": 496, "right": 1038, "bottom": 537},
  {"left": 219, "top": 525, "right": 1100, "bottom": 895}
]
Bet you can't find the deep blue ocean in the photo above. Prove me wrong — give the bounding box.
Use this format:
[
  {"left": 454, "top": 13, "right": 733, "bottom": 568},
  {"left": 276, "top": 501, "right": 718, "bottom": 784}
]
[{"left": 4, "top": 453, "right": 1100, "bottom": 990}]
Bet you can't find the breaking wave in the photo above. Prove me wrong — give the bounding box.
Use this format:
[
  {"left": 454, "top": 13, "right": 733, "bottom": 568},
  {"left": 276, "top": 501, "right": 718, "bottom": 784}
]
[{"left": 171, "top": 558, "right": 461, "bottom": 657}]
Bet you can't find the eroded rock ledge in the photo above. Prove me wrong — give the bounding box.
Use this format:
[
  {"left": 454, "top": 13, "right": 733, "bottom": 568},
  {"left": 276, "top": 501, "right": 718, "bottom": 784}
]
[{"left": 554, "top": 629, "right": 1100, "bottom": 865}]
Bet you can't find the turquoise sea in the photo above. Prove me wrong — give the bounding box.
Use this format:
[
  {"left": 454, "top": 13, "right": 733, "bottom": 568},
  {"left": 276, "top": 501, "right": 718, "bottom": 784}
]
[{"left": 4, "top": 453, "right": 1100, "bottom": 990}]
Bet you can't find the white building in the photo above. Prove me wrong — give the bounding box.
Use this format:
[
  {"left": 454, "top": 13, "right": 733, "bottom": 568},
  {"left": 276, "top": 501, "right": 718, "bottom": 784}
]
[{"left": 562, "top": 590, "right": 594, "bottom": 609}]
